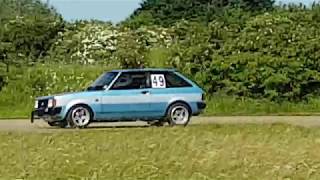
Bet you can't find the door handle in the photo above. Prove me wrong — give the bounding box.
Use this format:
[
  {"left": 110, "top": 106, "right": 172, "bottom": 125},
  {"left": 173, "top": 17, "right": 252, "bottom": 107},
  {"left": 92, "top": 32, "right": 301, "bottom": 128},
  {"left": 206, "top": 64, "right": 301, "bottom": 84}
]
[{"left": 141, "top": 91, "right": 150, "bottom": 95}]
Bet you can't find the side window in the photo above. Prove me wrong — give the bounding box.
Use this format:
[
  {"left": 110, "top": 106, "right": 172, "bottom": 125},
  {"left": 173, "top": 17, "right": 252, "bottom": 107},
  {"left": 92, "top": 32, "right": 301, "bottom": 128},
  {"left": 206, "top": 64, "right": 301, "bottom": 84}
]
[
  {"left": 165, "top": 72, "right": 193, "bottom": 88},
  {"left": 111, "top": 72, "right": 148, "bottom": 90}
]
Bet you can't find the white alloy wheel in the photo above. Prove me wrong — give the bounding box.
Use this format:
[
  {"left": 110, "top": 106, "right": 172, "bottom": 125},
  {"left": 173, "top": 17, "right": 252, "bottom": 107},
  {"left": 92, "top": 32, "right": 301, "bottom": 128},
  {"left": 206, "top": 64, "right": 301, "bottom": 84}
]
[
  {"left": 69, "top": 106, "right": 91, "bottom": 128},
  {"left": 168, "top": 103, "right": 191, "bottom": 126}
]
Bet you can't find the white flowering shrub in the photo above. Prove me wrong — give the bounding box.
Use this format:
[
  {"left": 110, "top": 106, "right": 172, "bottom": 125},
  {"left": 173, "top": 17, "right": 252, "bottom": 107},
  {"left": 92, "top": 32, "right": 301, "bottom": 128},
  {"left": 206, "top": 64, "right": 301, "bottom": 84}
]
[{"left": 47, "top": 21, "right": 173, "bottom": 67}]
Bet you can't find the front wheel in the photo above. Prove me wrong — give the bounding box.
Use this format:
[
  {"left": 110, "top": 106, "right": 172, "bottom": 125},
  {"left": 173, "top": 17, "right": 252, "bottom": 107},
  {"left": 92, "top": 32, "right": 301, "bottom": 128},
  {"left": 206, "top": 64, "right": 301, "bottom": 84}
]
[
  {"left": 166, "top": 103, "right": 191, "bottom": 127},
  {"left": 47, "top": 121, "right": 68, "bottom": 128},
  {"left": 47, "top": 122, "right": 56, "bottom": 127},
  {"left": 66, "top": 105, "right": 92, "bottom": 128}
]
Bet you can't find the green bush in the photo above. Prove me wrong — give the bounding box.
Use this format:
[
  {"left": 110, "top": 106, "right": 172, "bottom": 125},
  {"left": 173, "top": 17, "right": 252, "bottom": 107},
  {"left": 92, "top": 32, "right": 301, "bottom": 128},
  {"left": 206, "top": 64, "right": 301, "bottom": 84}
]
[
  {"left": 0, "top": 64, "right": 114, "bottom": 118},
  {"left": 165, "top": 7, "right": 320, "bottom": 101},
  {"left": 46, "top": 22, "right": 173, "bottom": 67}
]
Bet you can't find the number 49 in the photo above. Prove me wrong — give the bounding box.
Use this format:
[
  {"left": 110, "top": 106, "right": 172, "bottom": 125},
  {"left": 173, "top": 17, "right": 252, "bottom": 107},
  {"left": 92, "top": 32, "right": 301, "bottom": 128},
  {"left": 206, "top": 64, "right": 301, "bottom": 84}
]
[{"left": 151, "top": 75, "right": 166, "bottom": 88}]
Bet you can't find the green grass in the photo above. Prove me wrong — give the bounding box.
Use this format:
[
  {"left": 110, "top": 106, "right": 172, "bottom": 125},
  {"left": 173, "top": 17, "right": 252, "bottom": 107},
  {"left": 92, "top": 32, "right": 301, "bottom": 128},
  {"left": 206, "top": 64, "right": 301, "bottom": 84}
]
[
  {"left": 2, "top": 64, "right": 320, "bottom": 119},
  {"left": 1, "top": 124, "right": 320, "bottom": 179},
  {"left": 204, "top": 96, "right": 320, "bottom": 116}
]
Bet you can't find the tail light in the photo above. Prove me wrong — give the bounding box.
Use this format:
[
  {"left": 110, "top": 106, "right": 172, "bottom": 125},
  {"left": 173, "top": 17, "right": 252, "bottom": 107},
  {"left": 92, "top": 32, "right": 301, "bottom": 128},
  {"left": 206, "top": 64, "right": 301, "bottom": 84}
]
[{"left": 202, "top": 93, "right": 205, "bottom": 101}]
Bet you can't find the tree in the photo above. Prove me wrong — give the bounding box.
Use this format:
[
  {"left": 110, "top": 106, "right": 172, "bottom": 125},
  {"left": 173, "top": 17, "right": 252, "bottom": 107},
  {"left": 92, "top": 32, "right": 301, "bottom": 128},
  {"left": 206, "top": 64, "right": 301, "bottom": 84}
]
[
  {"left": 0, "top": 0, "right": 64, "bottom": 91},
  {"left": 233, "top": 0, "right": 275, "bottom": 11},
  {"left": 125, "top": 0, "right": 275, "bottom": 27},
  {"left": 0, "top": 0, "right": 59, "bottom": 19},
  {"left": 0, "top": 0, "right": 64, "bottom": 62}
]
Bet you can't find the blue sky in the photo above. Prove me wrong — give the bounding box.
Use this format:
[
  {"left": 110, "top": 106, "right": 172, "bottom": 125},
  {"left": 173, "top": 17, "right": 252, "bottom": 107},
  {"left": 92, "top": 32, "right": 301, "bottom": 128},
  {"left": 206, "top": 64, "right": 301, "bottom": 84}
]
[{"left": 44, "top": 0, "right": 317, "bottom": 23}]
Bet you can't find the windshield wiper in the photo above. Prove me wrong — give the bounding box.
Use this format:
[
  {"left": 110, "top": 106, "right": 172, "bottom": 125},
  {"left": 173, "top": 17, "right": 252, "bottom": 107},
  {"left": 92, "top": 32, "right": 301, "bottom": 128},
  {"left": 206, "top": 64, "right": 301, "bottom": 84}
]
[{"left": 87, "top": 85, "right": 105, "bottom": 91}]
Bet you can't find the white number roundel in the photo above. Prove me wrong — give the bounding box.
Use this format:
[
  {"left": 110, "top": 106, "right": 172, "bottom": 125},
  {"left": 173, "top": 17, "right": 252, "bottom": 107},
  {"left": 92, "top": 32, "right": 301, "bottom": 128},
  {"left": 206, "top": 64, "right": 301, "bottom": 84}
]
[{"left": 151, "top": 74, "right": 166, "bottom": 88}]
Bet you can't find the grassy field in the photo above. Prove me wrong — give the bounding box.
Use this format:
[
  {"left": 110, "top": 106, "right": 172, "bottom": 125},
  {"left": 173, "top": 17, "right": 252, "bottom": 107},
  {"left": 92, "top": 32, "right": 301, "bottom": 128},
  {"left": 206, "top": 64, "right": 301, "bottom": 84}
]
[
  {"left": 2, "top": 64, "right": 320, "bottom": 118},
  {"left": 1, "top": 124, "right": 320, "bottom": 179}
]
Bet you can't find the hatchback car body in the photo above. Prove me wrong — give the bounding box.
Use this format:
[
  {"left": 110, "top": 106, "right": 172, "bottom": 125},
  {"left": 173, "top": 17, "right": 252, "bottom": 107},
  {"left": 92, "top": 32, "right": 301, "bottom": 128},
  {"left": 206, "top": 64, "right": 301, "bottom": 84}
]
[{"left": 31, "top": 69, "right": 206, "bottom": 128}]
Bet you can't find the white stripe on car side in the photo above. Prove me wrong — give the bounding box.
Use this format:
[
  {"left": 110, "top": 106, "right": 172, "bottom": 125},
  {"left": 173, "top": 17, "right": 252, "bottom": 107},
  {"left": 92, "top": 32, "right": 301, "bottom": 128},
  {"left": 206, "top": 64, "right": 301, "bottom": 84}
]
[{"left": 56, "top": 94, "right": 201, "bottom": 107}]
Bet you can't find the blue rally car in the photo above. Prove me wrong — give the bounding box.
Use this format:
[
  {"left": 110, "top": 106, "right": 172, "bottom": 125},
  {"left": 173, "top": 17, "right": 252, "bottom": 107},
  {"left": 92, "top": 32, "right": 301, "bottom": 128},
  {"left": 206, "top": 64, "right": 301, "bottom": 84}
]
[{"left": 31, "top": 69, "right": 206, "bottom": 128}]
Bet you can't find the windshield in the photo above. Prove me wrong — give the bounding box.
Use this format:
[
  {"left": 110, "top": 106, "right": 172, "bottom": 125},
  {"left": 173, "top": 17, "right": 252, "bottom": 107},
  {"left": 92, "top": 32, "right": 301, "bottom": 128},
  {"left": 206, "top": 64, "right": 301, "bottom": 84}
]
[{"left": 87, "top": 72, "right": 118, "bottom": 91}]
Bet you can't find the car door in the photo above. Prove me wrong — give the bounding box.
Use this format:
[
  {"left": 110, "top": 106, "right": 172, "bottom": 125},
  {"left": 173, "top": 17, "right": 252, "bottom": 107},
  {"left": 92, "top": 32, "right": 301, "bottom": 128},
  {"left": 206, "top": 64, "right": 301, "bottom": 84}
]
[
  {"left": 148, "top": 71, "right": 194, "bottom": 117},
  {"left": 100, "top": 72, "right": 152, "bottom": 120}
]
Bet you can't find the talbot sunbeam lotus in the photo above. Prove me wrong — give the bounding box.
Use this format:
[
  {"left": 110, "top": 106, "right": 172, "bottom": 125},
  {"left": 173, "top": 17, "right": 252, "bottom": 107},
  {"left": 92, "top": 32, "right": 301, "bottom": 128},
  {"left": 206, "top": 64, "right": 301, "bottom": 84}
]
[{"left": 31, "top": 69, "right": 206, "bottom": 128}]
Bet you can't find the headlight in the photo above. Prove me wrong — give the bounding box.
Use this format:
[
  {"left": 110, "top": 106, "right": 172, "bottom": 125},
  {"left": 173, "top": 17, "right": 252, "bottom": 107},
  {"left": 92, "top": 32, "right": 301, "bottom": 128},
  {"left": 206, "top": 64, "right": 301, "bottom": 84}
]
[
  {"left": 34, "top": 100, "right": 38, "bottom": 109},
  {"left": 48, "top": 99, "right": 56, "bottom": 108}
]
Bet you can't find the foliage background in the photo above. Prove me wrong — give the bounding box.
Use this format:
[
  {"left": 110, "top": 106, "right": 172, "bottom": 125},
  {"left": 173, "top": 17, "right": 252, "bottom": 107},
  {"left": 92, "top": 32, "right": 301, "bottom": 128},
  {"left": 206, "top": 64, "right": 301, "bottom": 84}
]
[{"left": 1, "top": 0, "right": 320, "bottom": 117}]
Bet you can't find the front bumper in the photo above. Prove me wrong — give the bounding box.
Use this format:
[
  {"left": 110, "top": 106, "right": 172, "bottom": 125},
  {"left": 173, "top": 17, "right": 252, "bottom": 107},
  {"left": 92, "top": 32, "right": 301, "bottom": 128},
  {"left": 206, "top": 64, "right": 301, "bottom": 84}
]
[{"left": 31, "top": 107, "right": 63, "bottom": 123}]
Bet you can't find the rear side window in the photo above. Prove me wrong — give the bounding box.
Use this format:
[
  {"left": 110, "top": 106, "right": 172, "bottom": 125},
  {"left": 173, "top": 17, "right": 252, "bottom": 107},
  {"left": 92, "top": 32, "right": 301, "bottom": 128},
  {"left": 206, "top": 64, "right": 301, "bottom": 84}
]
[
  {"left": 111, "top": 72, "right": 148, "bottom": 90},
  {"left": 165, "top": 72, "right": 193, "bottom": 88}
]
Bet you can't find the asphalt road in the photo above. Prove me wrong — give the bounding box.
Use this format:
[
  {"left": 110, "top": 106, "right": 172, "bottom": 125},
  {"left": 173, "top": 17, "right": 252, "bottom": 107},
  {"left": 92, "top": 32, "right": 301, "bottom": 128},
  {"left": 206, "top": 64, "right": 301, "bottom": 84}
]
[{"left": 1, "top": 116, "right": 320, "bottom": 132}]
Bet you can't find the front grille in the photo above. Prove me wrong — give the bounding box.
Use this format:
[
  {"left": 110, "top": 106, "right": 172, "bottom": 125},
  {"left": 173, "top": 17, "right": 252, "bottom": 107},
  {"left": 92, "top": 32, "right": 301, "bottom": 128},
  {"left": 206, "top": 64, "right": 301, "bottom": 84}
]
[
  {"left": 38, "top": 99, "right": 48, "bottom": 109},
  {"left": 35, "top": 107, "right": 62, "bottom": 117}
]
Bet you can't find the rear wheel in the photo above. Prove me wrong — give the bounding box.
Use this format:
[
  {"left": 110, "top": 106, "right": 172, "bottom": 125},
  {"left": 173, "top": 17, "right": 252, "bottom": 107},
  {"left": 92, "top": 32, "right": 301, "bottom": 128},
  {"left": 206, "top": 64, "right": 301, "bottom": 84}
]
[
  {"left": 66, "top": 105, "right": 92, "bottom": 128},
  {"left": 166, "top": 103, "right": 191, "bottom": 127}
]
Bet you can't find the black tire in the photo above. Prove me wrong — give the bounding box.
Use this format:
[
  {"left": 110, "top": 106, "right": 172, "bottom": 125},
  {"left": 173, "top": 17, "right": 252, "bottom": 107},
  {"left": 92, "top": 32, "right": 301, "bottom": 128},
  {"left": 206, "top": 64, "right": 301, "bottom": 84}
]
[
  {"left": 66, "top": 105, "right": 93, "bottom": 128},
  {"left": 149, "top": 120, "right": 165, "bottom": 127},
  {"left": 47, "top": 122, "right": 56, "bottom": 127},
  {"left": 57, "top": 121, "right": 68, "bottom": 128},
  {"left": 47, "top": 121, "right": 68, "bottom": 128},
  {"left": 166, "top": 102, "right": 191, "bottom": 127}
]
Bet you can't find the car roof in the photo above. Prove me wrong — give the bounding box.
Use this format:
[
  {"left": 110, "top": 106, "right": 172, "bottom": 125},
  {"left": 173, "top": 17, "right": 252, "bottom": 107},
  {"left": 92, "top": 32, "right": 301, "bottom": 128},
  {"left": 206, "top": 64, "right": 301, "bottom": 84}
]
[{"left": 110, "top": 68, "right": 177, "bottom": 73}]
